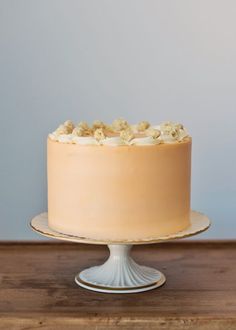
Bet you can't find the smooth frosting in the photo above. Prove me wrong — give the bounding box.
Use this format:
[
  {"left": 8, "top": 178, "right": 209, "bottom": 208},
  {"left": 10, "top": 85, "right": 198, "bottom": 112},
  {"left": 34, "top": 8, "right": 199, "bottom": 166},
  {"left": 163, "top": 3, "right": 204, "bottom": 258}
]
[
  {"left": 48, "top": 119, "right": 190, "bottom": 146},
  {"left": 47, "top": 138, "right": 192, "bottom": 240}
]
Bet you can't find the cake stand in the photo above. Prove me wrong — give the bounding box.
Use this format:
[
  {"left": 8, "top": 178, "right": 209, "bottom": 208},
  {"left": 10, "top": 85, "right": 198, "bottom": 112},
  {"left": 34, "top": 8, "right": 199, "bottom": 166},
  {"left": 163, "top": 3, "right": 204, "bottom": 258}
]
[{"left": 30, "top": 211, "right": 210, "bottom": 293}]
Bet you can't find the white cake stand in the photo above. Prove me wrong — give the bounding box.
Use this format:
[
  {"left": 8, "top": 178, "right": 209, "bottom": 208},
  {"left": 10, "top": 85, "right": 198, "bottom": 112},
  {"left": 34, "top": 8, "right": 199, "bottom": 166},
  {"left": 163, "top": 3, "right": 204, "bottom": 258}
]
[{"left": 30, "top": 211, "right": 210, "bottom": 294}]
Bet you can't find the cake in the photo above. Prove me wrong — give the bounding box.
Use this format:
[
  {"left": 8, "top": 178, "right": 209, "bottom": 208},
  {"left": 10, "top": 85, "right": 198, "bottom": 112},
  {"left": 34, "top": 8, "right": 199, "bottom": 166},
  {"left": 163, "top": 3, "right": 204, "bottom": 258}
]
[{"left": 47, "top": 119, "right": 191, "bottom": 241}]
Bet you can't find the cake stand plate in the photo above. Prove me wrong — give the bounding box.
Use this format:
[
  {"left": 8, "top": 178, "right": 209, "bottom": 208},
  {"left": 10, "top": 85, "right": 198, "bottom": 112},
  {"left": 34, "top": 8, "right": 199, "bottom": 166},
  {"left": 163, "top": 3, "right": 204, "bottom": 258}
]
[{"left": 30, "top": 211, "right": 210, "bottom": 293}]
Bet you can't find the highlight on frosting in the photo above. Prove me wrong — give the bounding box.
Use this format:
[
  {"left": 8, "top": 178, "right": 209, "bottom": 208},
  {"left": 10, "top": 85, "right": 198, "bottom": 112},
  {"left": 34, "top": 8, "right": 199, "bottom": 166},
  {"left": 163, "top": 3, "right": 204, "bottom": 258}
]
[{"left": 49, "top": 119, "right": 190, "bottom": 146}]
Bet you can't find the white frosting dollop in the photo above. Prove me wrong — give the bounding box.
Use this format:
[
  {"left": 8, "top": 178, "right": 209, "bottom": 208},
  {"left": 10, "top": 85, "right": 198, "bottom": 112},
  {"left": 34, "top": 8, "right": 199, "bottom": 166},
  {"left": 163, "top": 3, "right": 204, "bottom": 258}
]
[
  {"left": 72, "top": 136, "right": 98, "bottom": 145},
  {"left": 101, "top": 136, "right": 125, "bottom": 146},
  {"left": 177, "top": 128, "right": 189, "bottom": 141},
  {"left": 160, "top": 135, "right": 177, "bottom": 144},
  {"left": 130, "top": 136, "right": 161, "bottom": 146},
  {"left": 57, "top": 134, "right": 73, "bottom": 143}
]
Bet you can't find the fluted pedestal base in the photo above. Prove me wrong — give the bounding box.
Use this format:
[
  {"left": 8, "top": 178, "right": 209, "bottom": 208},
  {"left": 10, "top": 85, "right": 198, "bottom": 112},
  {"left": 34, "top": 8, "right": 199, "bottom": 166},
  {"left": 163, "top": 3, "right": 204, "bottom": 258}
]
[{"left": 75, "top": 245, "right": 166, "bottom": 293}]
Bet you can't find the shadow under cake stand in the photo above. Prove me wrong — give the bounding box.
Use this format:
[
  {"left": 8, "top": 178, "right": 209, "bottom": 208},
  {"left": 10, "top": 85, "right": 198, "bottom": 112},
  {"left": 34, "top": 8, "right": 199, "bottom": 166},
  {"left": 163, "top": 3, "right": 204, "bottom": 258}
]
[{"left": 30, "top": 211, "right": 210, "bottom": 294}]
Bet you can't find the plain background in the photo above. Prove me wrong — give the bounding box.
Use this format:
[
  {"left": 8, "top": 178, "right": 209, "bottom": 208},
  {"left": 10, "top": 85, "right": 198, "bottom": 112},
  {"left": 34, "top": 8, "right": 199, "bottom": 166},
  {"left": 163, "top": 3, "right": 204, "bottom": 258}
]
[{"left": 0, "top": 0, "right": 235, "bottom": 240}]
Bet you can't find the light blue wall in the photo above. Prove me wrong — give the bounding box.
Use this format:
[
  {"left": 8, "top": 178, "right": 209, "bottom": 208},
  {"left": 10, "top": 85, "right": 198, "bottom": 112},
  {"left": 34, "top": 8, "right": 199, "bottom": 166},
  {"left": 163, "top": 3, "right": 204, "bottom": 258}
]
[{"left": 0, "top": 0, "right": 235, "bottom": 240}]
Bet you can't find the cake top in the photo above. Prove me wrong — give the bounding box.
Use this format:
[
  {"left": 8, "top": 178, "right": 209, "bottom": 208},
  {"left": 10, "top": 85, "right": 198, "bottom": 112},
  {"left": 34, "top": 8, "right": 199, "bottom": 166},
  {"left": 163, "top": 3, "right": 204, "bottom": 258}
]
[{"left": 49, "top": 119, "right": 190, "bottom": 146}]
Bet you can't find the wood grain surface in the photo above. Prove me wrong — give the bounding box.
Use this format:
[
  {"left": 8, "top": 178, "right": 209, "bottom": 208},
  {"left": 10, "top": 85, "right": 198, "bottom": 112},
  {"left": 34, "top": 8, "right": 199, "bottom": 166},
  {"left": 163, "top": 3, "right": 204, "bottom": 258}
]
[{"left": 0, "top": 241, "right": 235, "bottom": 329}]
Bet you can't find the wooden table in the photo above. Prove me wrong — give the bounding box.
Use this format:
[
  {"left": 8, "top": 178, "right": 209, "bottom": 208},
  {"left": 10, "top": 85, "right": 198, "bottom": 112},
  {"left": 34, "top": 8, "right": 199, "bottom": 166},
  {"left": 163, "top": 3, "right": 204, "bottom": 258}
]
[{"left": 0, "top": 241, "right": 235, "bottom": 329}]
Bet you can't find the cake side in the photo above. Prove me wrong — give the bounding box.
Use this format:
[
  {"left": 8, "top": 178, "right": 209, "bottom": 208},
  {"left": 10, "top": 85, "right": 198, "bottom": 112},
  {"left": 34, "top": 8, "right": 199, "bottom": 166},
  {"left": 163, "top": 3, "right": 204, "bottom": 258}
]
[{"left": 47, "top": 134, "right": 191, "bottom": 240}]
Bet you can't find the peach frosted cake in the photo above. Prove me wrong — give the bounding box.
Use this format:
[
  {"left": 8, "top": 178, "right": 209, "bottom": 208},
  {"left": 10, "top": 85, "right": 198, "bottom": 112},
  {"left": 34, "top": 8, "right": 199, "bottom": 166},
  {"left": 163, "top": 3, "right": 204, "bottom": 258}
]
[{"left": 47, "top": 119, "right": 191, "bottom": 240}]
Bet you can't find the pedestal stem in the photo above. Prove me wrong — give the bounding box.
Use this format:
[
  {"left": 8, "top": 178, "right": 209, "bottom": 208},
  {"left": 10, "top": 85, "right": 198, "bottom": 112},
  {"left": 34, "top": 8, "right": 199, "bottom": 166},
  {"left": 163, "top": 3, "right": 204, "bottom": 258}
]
[
  {"left": 108, "top": 244, "right": 132, "bottom": 260},
  {"left": 75, "top": 244, "right": 166, "bottom": 293}
]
